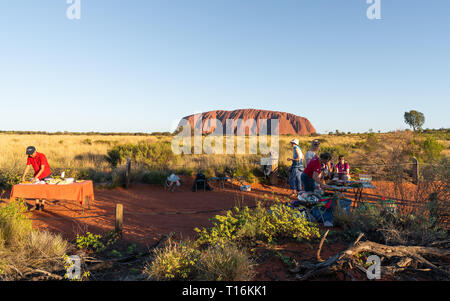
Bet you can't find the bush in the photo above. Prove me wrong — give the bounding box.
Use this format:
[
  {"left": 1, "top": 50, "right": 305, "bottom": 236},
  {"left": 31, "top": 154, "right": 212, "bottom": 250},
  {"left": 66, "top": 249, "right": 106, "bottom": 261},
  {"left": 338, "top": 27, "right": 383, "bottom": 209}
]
[
  {"left": 142, "top": 170, "right": 170, "bottom": 185},
  {"left": 0, "top": 170, "right": 22, "bottom": 190},
  {"left": 320, "top": 145, "right": 349, "bottom": 160},
  {"left": 0, "top": 201, "right": 68, "bottom": 280},
  {"left": 334, "top": 200, "right": 449, "bottom": 246},
  {"left": 105, "top": 141, "right": 178, "bottom": 169},
  {"left": 194, "top": 203, "right": 320, "bottom": 247},
  {"left": 421, "top": 136, "right": 444, "bottom": 163},
  {"left": 145, "top": 240, "right": 200, "bottom": 280},
  {"left": 195, "top": 244, "right": 255, "bottom": 281},
  {"left": 75, "top": 232, "right": 105, "bottom": 253}
]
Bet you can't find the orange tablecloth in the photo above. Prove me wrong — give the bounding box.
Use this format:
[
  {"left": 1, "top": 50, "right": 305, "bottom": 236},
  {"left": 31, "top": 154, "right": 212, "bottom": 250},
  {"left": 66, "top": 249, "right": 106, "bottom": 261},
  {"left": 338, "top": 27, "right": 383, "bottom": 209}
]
[{"left": 10, "top": 180, "right": 94, "bottom": 205}]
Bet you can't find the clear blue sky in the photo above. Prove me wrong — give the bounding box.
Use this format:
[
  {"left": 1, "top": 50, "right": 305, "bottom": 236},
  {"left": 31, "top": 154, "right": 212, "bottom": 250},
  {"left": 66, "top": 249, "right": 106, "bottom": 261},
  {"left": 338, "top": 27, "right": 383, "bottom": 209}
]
[{"left": 0, "top": 0, "right": 448, "bottom": 134}]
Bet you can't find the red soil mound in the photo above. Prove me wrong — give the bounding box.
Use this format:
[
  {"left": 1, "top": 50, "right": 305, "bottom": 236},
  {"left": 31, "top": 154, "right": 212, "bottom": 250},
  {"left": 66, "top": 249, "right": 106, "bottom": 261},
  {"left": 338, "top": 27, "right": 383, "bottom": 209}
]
[{"left": 181, "top": 109, "right": 316, "bottom": 135}]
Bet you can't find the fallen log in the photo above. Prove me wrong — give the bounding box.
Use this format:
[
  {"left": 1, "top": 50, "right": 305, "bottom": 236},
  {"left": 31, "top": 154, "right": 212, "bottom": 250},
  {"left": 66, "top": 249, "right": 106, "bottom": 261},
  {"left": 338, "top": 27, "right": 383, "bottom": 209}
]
[{"left": 295, "top": 234, "right": 450, "bottom": 281}]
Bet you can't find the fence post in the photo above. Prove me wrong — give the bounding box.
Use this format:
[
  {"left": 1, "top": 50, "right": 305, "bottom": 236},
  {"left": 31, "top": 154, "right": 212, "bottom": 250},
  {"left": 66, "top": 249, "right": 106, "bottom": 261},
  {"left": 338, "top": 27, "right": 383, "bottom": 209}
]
[
  {"left": 412, "top": 157, "right": 419, "bottom": 185},
  {"left": 125, "top": 158, "right": 131, "bottom": 188},
  {"left": 115, "top": 203, "right": 123, "bottom": 235}
]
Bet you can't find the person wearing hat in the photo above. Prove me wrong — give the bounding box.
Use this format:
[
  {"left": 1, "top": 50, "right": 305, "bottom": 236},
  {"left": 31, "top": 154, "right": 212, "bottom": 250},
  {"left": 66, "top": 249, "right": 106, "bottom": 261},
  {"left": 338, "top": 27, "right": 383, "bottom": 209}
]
[
  {"left": 287, "top": 139, "right": 304, "bottom": 196},
  {"left": 305, "top": 139, "right": 320, "bottom": 168},
  {"left": 21, "top": 146, "right": 52, "bottom": 211}
]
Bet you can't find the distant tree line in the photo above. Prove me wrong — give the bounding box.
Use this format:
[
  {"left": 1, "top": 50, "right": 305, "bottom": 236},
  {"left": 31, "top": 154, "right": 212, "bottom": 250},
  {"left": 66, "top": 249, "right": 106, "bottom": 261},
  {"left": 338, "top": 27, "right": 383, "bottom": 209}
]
[{"left": 0, "top": 130, "right": 173, "bottom": 136}]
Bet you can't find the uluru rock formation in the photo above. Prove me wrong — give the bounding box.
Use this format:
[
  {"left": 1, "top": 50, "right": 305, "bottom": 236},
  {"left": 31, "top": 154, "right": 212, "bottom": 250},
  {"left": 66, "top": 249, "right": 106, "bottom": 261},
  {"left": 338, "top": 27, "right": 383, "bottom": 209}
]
[{"left": 179, "top": 109, "right": 316, "bottom": 135}]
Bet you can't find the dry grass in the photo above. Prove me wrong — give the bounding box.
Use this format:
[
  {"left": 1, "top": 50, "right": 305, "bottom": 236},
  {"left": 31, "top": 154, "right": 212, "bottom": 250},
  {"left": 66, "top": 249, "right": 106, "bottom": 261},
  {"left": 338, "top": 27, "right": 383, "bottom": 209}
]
[
  {"left": 195, "top": 244, "right": 256, "bottom": 281},
  {"left": 0, "top": 201, "right": 69, "bottom": 280},
  {"left": 0, "top": 134, "right": 156, "bottom": 173},
  {"left": 0, "top": 131, "right": 447, "bottom": 182}
]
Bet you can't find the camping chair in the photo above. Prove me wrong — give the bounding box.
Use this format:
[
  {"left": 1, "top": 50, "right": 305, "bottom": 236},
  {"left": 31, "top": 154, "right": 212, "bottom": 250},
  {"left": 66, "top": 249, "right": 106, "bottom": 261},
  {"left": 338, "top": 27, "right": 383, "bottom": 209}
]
[{"left": 194, "top": 178, "right": 206, "bottom": 192}]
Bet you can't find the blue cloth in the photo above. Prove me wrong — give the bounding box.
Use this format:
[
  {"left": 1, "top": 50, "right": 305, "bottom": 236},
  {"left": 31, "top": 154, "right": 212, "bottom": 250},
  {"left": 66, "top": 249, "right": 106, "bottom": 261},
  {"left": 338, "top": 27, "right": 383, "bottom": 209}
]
[
  {"left": 311, "top": 198, "right": 352, "bottom": 224},
  {"left": 292, "top": 145, "right": 304, "bottom": 169},
  {"left": 301, "top": 172, "right": 316, "bottom": 192},
  {"left": 289, "top": 167, "right": 302, "bottom": 192}
]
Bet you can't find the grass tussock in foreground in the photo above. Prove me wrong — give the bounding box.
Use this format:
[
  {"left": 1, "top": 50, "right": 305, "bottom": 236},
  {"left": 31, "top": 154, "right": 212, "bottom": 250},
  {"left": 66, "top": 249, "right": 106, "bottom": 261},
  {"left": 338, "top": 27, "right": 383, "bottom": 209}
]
[
  {"left": 0, "top": 201, "right": 69, "bottom": 280},
  {"left": 145, "top": 241, "right": 256, "bottom": 281}
]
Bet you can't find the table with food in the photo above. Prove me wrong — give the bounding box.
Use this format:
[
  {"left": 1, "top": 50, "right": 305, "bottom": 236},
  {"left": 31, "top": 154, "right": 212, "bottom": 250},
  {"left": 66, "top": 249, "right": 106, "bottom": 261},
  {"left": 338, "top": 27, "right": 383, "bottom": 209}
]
[
  {"left": 325, "top": 174, "right": 376, "bottom": 202},
  {"left": 10, "top": 177, "right": 95, "bottom": 213}
]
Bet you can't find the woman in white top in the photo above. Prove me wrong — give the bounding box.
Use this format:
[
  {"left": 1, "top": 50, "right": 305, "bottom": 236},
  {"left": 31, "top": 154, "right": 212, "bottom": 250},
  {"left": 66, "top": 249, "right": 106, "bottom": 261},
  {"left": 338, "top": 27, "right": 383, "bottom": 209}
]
[{"left": 305, "top": 140, "right": 320, "bottom": 168}]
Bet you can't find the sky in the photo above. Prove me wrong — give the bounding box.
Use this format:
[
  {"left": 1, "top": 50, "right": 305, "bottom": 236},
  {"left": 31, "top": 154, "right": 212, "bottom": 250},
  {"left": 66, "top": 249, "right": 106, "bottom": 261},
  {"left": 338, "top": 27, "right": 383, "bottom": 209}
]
[{"left": 0, "top": 0, "right": 449, "bottom": 134}]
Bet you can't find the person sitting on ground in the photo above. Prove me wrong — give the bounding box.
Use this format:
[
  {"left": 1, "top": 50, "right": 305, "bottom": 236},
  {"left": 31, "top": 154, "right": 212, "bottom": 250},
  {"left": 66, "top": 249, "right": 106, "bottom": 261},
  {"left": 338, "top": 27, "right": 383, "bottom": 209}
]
[
  {"left": 166, "top": 171, "right": 181, "bottom": 191},
  {"left": 301, "top": 152, "right": 332, "bottom": 192},
  {"left": 21, "top": 146, "right": 52, "bottom": 211},
  {"left": 335, "top": 155, "right": 351, "bottom": 181},
  {"left": 287, "top": 139, "right": 304, "bottom": 196},
  {"left": 305, "top": 140, "right": 320, "bottom": 168}
]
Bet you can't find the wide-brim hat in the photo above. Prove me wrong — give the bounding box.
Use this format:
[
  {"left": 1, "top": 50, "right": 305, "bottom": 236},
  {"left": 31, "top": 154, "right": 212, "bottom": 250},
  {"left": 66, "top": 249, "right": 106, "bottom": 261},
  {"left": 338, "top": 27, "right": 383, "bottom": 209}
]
[{"left": 290, "top": 139, "right": 299, "bottom": 146}]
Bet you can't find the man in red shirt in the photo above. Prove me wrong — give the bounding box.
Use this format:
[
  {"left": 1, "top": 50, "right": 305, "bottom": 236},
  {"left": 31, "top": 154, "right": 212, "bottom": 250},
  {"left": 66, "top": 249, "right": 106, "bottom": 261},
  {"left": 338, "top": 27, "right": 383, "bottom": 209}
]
[
  {"left": 21, "top": 146, "right": 52, "bottom": 211},
  {"left": 301, "top": 152, "right": 332, "bottom": 192}
]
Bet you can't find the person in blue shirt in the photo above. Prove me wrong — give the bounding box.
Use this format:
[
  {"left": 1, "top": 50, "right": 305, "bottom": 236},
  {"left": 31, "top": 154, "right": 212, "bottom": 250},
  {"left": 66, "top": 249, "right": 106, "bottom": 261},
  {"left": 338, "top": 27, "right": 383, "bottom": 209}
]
[{"left": 287, "top": 139, "right": 304, "bottom": 196}]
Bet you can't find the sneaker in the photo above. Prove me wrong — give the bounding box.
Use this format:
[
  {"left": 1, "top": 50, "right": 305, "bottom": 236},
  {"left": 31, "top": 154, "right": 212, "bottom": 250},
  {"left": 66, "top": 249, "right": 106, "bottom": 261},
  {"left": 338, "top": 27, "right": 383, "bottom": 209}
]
[{"left": 324, "top": 221, "right": 334, "bottom": 227}]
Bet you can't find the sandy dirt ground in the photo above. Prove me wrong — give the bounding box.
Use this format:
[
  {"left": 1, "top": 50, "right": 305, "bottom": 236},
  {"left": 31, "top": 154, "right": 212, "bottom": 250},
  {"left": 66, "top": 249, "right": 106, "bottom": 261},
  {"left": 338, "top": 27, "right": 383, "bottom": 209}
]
[
  {"left": 8, "top": 178, "right": 440, "bottom": 247},
  {"left": 3, "top": 178, "right": 443, "bottom": 281},
  {"left": 27, "top": 177, "right": 293, "bottom": 246}
]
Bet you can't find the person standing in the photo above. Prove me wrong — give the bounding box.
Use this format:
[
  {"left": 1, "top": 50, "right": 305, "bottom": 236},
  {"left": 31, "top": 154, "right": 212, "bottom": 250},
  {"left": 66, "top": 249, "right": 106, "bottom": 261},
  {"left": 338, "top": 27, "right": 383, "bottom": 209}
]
[
  {"left": 287, "top": 139, "right": 304, "bottom": 196},
  {"left": 305, "top": 140, "right": 320, "bottom": 168},
  {"left": 21, "top": 146, "right": 52, "bottom": 211}
]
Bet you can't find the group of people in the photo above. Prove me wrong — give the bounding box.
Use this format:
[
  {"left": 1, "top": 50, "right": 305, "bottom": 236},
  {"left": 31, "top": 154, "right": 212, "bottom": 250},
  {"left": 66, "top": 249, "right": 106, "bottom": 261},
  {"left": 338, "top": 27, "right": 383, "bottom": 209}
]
[{"left": 288, "top": 139, "right": 351, "bottom": 196}]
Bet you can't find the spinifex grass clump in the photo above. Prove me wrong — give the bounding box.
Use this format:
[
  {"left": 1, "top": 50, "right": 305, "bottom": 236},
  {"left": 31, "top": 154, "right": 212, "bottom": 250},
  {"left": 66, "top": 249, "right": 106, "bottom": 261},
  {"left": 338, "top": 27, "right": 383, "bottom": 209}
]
[
  {"left": 0, "top": 201, "right": 68, "bottom": 280},
  {"left": 144, "top": 240, "right": 255, "bottom": 281},
  {"left": 194, "top": 202, "right": 320, "bottom": 247},
  {"left": 145, "top": 240, "right": 200, "bottom": 281}
]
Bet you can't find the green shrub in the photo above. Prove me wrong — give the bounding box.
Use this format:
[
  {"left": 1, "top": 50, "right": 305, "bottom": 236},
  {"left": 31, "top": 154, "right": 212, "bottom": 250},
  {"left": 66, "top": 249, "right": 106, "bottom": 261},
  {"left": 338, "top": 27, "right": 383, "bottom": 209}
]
[
  {"left": 0, "top": 170, "right": 22, "bottom": 190},
  {"left": 421, "top": 136, "right": 444, "bottom": 162},
  {"left": 142, "top": 170, "right": 170, "bottom": 185},
  {"left": 75, "top": 232, "right": 105, "bottom": 252},
  {"left": 194, "top": 203, "right": 320, "bottom": 247},
  {"left": 105, "top": 141, "right": 178, "bottom": 168},
  {"left": 320, "top": 145, "right": 349, "bottom": 160}
]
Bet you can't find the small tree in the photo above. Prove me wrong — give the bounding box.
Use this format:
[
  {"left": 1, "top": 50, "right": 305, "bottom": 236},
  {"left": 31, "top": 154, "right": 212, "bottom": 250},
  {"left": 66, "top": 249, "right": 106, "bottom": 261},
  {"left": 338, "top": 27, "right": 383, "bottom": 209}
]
[{"left": 404, "top": 110, "right": 425, "bottom": 132}]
